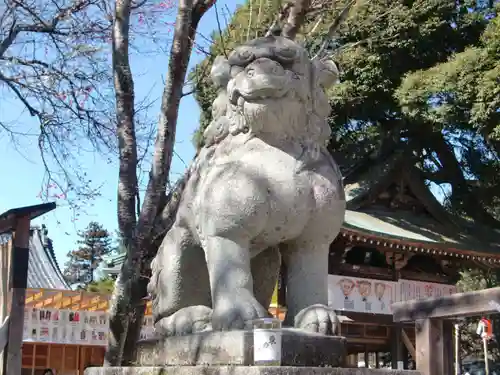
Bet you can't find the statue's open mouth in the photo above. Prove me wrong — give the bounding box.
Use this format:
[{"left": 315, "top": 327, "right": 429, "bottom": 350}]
[
  {"left": 228, "top": 84, "right": 290, "bottom": 106},
  {"left": 227, "top": 57, "right": 293, "bottom": 105}
]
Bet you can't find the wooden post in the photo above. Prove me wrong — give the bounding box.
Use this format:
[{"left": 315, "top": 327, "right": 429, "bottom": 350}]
[
  {"left": 391, "top": 325, "right": 404, "bottom": 369},
  {"left": 0, "top": 239, "right": 12, "bottom": 375},
  {"left": 403, "top": 342, "right": 409, "bottom": 369},
  {"left": 443, "top": 321, "right": 454, "bottom": 375},
  {"left": 402, "top": 328, "right": 416, "bottom": 359},
  {"left": 5, "top": 216, "right": 30, "bottom": 375},
  {"left": 415, "top": 318, "right": 445, "bottom": 375}
]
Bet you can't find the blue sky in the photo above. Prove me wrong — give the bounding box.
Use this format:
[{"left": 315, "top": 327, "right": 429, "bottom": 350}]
[{"left": 0, "top": 1, "right": 245, "bottom": 267}]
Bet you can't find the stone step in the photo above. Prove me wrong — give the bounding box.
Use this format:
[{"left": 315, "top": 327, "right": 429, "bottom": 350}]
[
  {"left": 85, "top": 366, "right": 421, "bottom": 375},
  {"left": 136, "top": 328, "right": 346, "bottom": 367}
]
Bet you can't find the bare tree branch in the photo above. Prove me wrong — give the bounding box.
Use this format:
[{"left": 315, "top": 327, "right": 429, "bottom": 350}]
[
  {"left": 214, "top": 1, "right": 228, "bottom": 58},
  {"left": 0, "top": 0, "right": 173, "bottom": 209},
  {"left": 266, "top": 1, "right": 292, "bottom": 37},
  {"left": 313, "top": 0, "right": 356, "bottom": 59},
  {"left": 281, "top": 0, "right": 311, "bottom": 40}
]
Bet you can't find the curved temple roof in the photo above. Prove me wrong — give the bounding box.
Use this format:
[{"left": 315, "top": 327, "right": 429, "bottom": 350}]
[
  {"left": 27, "top": 227, "right": 69, "bottom": 290},
  {"left": 342, "top": 149, "right": 500, "bottom": 262}
]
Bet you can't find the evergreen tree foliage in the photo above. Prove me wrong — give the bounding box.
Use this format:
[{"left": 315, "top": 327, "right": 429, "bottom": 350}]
[
  {"left": 63, "top": 221, "right": 113, "bottom": 288},
  {"left": 457, "top": 268, "right": 500, "bottom": 361},
  {"left": 191, "top": 0, "right": 500, "bottom": 226},
  {"left": 86, "top": 276, "right": 116, "bottom": 294},
  {"left": 396, "top": 3, "right": 500, "bottom": 220}
]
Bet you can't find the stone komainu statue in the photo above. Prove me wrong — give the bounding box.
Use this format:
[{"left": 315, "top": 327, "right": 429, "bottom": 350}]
[{"left": 147, "top": 36, "right": 346, "bottom": 337}]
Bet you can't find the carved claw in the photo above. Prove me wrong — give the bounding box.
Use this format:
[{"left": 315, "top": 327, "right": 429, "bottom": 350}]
[
  {"left": 212, "top": 290, "right": 268, "bottom": 331},
  {"left": 154, "top": 306, "right": 212, "bottom": 337},
  {"left": 294, "top": 304, "right": 339, "bottom": 336}
]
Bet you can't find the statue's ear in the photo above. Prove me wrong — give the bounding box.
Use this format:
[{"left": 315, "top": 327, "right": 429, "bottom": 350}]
[
  {"left": 211, "top": 56, "right": 231, "bottom": 89},
  {"left": 313, "top": 59, "right": 339, "bottom": 89}
]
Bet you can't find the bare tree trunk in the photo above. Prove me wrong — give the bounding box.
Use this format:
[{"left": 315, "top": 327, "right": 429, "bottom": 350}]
[
  {"left": 135, "top": 0, "right": 195, "bottom": 243},
  {"left": 106, "top": 0, "right": 215, "bottom": 366},
  {"left": 105, "top": 0, "right": 138, "bottom": 366},
  {"left": 426, "top": 132, "right": 500, "bottom": 229},
  {"left": 281, "top": 0, "right": 311, "bottom": 40}
]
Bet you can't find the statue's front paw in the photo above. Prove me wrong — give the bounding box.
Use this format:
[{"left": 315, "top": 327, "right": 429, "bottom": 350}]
[
  {"left": 155, "top": 306, "right": 212, "bottom": 337},
  {"left": 212, "top": 290, "right": 268, "bottom": 331},
  {"left": 294, "top": 304, "right": 338, "bottom": 335}
]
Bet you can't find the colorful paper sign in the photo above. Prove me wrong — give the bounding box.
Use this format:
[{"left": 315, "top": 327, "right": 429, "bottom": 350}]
[
  {"left": 328, "top": 275, "right": 457, "bottom": 315},
  {"left": 328, "top": 275, "right": 397, "bottom": 314},
  {"left": 23, "top": 308, "right": 107, "bottom": 346},
  {"left": 23, "top": 307, "right": 155, "bottom": 346},
  {"left": 398, "top": 279, "right": 457, "bottom": 303}
]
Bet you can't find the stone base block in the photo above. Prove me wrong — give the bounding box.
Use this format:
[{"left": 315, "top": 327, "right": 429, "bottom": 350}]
[
  {"left": 136, "top": 328, "right": 346, "bottom": 367},
  {"left": 85, "top": 367, "right": 421, "bottom": 375}
]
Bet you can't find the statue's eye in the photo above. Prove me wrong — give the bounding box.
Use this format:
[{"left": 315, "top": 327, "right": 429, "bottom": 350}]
[
  {"left": 246, "top": 69, "right": 255, "bottom": 77},
  {"left": 272, "top": 65, "right": 283, "bottom": 74}
]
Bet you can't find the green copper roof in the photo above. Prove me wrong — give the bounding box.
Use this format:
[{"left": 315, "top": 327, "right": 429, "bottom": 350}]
[{"left": 343, "top": 209, "right": 500, "bottom": 256}]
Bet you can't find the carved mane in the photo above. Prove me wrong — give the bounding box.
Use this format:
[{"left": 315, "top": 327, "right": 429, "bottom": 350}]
[{"left": 201, "top": 36, "right": 339, "bottom": 150}]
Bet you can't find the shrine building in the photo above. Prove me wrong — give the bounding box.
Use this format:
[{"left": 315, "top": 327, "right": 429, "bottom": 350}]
[{"left": 322, "top": 149, "right": 500, "bottom": 368}]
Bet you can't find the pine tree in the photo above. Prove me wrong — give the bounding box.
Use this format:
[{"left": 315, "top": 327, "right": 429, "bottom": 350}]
[
  {"left": 86, "top": 276, "right": 116, "bottom": 294},
  {"left": 64, "top": 222, "right": 113, "bottom": 288}
]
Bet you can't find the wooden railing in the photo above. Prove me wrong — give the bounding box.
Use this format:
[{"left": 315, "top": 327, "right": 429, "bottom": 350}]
[{"left": 392, "top": 287, "right": 500, "bottom": 375}]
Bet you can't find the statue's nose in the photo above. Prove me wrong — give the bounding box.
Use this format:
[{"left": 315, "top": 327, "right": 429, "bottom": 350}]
[{"left": 245, "top": 58, "right": 285, "bottom": 76}]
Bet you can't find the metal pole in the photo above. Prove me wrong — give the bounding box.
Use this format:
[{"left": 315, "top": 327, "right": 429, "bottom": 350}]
[
  {"left": 454, "top": 322, "right": 461, "bottom": 375},
  {"left": 483, "top": 337, "right": 489, "bottom": 375}
]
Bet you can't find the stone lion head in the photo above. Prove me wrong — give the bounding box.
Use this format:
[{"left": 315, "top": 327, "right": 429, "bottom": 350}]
[{"left": 202, "top": 36, "right": 339, "bottom": 148}]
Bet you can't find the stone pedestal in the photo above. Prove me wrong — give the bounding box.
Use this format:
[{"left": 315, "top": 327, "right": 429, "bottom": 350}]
[
  {"left": 136, "top": 329, "right": 346, "bottom": 367},
  {"left": 85, "top": 367, "right": 421, "bottom": 375}
]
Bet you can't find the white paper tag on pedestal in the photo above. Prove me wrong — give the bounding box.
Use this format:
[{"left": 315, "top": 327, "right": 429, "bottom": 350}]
[
  {"left": 253, "top": 329, "right": 282, "bottom": 364},
  {"left": 397, "top": 361, "right": 404, "bottom": 370}
]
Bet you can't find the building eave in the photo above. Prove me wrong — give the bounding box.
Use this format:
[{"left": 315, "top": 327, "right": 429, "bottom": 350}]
[
  {"left": 0, "top": 202, "right": 56, "bottom": 234},
  {"left": 340, "top": 226, "right": 500, "bottom": 265}
]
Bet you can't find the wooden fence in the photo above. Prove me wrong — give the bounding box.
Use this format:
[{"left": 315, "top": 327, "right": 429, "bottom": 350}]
[{"left": 392, "top": 286, "right": 500, "bottom": 375}]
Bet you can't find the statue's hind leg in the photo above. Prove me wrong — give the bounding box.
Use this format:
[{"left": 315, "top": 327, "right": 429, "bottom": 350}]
[
  {"left": 281, "top": 199, "right": 344, "bottom": 335},
  {"left": 281, "top": 239, "right": 338, "bottom": 335},
  {"left": 149, "top": 224, "right": 212, "bottom": 336}
]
